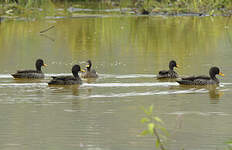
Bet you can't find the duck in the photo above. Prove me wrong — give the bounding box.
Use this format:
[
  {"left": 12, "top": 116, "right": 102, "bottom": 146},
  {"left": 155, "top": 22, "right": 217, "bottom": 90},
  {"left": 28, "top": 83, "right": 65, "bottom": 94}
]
[
  {"left": 141, "top": 8, "right": 150, "bottom": 15},
  {"left": 11, "top": 59, "right": 47, "bottom": 79},
  {"left": 81, "top": 60, "right": 98, "bottom": 78},
  {"left": 176, "top": 67, "right": 224, "bottom": 85},
  {"left": 48, "top": 65, "right": 84, "bottom": 85},
  {"left": 132, "top": 8, "right": 150, "bottom": 15},
  {"left": 157, "top": 60, "right": 179, "bottom": 79}
]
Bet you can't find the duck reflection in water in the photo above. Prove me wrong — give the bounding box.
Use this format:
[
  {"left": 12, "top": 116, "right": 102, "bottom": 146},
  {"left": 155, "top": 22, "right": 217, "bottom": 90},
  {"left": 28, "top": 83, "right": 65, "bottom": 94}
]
[
  {"left": 172, "top": 84, "right": 223, "bottom": 103},
  {"left": 81, "top": 77, "right": 98, "bottom": 96},
  {"left": 208, "top": 85, "right": 223, "bottom": 104},
  {"left": 49, "top": 84, "right": 80, "bottom": 96}
]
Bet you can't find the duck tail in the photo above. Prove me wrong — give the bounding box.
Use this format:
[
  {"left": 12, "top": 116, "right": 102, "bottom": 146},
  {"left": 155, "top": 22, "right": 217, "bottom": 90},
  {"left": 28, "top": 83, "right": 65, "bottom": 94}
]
[{"left": 11, "top": 73, "right": 19, "bottom": 78}]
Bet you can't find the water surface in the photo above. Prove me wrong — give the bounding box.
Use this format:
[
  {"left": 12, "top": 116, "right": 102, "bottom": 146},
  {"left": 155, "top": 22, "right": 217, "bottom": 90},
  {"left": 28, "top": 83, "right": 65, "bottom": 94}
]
[{"left": 0, "top": 16, "right": 232, "bottom": 150}]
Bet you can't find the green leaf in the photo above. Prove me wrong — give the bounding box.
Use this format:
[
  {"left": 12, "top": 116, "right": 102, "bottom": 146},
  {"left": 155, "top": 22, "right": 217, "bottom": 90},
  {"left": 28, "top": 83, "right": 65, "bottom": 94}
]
[
  {"left": 226, "top": 140, "right": 232, "bottom": 144},
  {"left": 148, "top": 123, "right": 155, "bottom": 134},
  {"left": 156, "top": 139, "right": 160, "bottom": 148},
  {"left": 141, "top": 117, "right": 150, "bottom": 123},
  {"left": 141, "top": 106, "right": 150, "bottom": 116},
  {"left": 154, "top": 116, "right": 164, "bottom": 124},
  {"left": 140, "top": 130, "right": 149, "bottom": 136},
  {"left": 149, "top": 105, "right": 153, "bottom": 114},
  {"left": 144, "top": 109, "right": 151, "bottom": 116},
  {"left": 144, "top": 105, "right": 154, "bottom": 116},
  {"left": 209, "top": 9, "right": 215, "bottom": 16},
  {"left": 159, "top": 126, "right": 169, "bottom": 136}
]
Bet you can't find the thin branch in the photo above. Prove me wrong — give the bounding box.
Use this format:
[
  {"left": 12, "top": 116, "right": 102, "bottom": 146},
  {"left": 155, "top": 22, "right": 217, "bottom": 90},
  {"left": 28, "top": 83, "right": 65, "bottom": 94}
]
[
  {"left": 153, "top": 128, "right": 166, "bottom": 150},
  {"left": 40, "top": 25, "right": 55, "bottom": 34}
]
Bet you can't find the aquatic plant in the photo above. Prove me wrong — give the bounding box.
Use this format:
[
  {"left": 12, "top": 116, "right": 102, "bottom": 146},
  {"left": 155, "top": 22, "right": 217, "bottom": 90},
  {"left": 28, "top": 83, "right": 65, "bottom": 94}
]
[
  {"left": 226, "top": 140, "right": 232, "bottom": 150},
  {"left": 140, "top": 105, "right": 168, "bottom": 150}
]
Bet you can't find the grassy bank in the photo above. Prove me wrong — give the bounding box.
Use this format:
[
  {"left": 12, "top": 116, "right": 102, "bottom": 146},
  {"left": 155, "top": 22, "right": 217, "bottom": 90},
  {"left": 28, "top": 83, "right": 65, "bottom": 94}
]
[{"left": 0, "top": 0, "right": 232, "bottom": 19}]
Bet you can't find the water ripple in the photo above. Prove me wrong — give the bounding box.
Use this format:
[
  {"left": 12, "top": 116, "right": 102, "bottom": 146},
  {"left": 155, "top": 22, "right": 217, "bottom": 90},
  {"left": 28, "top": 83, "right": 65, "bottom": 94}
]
[
  {"left": 0, "top": 83, "right": 47, "bottom": 87},
  {"left": 0, "top": 74, "right": 12, "bottom": 78},
  {"left": 45, "top": 73, "right": 72, "bottom": 77},
  {"left": 98, "top": 73, "right": 156, "bottom": 79},
  {"left": 0, "top": 73, "right": 156, "bottom": 79},
  {"left": 82, "top": 82, "right": 178, "bottom": 87},
  {"left": 83, "top": 89, "right": 208, "bottom": 98},
  {"left": 167, "top": 111, "right": 230, "bottom": 116}
]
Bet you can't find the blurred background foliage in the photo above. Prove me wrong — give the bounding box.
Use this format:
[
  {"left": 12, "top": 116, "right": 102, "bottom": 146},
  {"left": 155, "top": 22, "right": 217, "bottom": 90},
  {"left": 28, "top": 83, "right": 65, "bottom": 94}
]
[{"left": 0, "top": 0, "right": 231, "bottom": 18}]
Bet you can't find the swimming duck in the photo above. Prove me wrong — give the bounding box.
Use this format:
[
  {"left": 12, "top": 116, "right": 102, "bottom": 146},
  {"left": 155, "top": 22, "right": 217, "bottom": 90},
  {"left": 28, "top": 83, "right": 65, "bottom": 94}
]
[
  {"left": 11, "top": 59, "right": 47, "bottom": 79},
  {"left": 176, "top": 67, "right": 224, "bottom": 85},
  {"left": 141, "top": 8, "right": 150, "bottom": 15},
  {"left": 132, "top": 8, "right": 150, "bottom": 15},
  {"left": 157, "top": 60, "right": 179, "bottom": 79},
  {"left": 81, "top": 60, "right": 98, "bottom": 78},
  {"left": 48, "top": 65, "right": 84, "bottom": 85}
]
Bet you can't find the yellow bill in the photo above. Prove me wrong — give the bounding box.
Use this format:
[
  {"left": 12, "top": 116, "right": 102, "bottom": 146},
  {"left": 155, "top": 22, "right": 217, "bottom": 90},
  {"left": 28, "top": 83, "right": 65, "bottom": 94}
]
[
  {"left": 43, "top": 64, "right": 48, "bottom": 67},
  {"left": 219, "top": 72, "right": 224, "bottom": 77}
]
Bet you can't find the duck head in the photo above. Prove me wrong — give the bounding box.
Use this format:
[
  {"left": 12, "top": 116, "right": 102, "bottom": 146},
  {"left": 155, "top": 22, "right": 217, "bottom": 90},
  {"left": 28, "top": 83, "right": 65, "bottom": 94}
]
[
  {"left": 35, "top": 59, "right": 47, "bottom": 71},
  {"left": 86, "top": 60, "right": 92, "bottom": 71},
  {"left": 72, "top": 65, "right": 85, "bottom": 78},
  {"left": 169, "top": 60, "right": 179, "bottom": 70},
  {"left": 209, "top": 67, "right": 224, "bottom": 79}
]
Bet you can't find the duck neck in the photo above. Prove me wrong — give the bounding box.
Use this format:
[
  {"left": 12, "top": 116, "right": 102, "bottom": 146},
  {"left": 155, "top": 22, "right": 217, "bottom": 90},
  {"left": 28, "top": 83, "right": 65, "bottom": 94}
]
[
  {"left": 36, "top": 65, "right": 42, "bottom": 72},
  {"left": 87, "top": 67, "right": 91, "bottom": 72},
  {"left": 169, "top": 65, "right": 174, "bottom": 71},
  {"left": 210, "top": 74, "right": 217, "bottom": 81},
  {"left": 73, "top": 73, "right": 79, "bottom": 79},
  {"left": 212, "top": 76, "right": 219, "bottom": 83}
]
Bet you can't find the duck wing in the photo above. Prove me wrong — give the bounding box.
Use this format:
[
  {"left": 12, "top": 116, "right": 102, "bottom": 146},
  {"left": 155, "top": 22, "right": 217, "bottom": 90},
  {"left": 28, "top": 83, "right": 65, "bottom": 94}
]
[
  {"left": 158, "top": 70, "right": 169, "bottom": 75},
  {"left": 49, "top": 76, "right": 82, "bottom": 85},
  {"left": 81, "top": 69, "right": 98, "bottom": 78},
  {"left": 181, "top": 75, "right": 210, "bottom": 81},
  {"left": 91, "top": 69, "right": 97, "bottom": 74},
  {"left": 177, "top": 75, "right": 211, "bottom": 85},
  {"left": 51, "top": 76, "right": 74, "bottom": 80},
  {"left": 17, "top": 70, "right": 39, "bottom": 73},
  {"left": 91, "top": 69, "right": 98, "bottom": 78},
  {"left": 11, "top": 70, "right": 43, "bottom": 78},
  {"left": 157, "top": 70, "right": 178, "bottom": 79},
  {"left": 157, "top": 70, "right": 170, "bottom": 78}
]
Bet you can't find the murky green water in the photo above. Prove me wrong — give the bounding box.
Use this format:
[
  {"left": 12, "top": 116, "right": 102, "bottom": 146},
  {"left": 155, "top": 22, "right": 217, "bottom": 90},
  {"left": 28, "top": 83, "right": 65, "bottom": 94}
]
[{"left": 0, "top": 16, "right": 232, "bottom": 150}]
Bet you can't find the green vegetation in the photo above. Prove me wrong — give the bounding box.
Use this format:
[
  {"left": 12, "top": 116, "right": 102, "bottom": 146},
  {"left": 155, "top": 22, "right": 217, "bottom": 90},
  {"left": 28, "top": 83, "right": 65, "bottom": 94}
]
[
  {"left": 140, "top": 105, "right": 232, "bottom": 150},
  {"left": 0, "top": 0, "right": 231, "bottom": 19},
  {"left": 226, "top": 140, "right": 232, "bottom": 150},
  {"left": 0, "top": 0, "right": 57, "bottom": 19},
  {"left": 140, "top": 105, "right": 169, "bottom": 150},
  {"left": 136, "top": 0, "right": 232, "bottom": 16}
]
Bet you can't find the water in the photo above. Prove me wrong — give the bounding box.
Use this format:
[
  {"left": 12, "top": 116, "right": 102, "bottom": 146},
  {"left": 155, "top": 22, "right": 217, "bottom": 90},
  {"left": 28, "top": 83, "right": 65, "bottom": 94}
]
[{"left": 0, "top": 16, "right": 232, "bottom": 150}]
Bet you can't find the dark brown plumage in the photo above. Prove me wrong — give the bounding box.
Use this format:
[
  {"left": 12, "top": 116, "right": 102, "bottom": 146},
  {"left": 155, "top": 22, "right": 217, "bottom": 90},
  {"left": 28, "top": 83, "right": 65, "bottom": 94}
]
[
  {"left": 48, "top": 65, "right": 83, "bottom": 85},
  {"left": 176, "top": 67, "right": 224, "bottom": 85},
  {"left": 157, "top": 60, "right": 179, "bottom": 79},
  {"left": 81, "top": 60, "right": 98, "bottom": 78},
  {"left": 11, "top": 59, "right": 47, "bottom": 79}
]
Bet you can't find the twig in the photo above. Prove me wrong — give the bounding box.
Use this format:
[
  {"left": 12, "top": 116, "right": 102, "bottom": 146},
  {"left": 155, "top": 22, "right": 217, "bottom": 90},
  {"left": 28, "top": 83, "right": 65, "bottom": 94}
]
[
  {"left": 40, "top": 26, "right": 55, "bottom": 34},
  {"left": 153, "top": 128, "right": 166, "bottom": 150}
]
